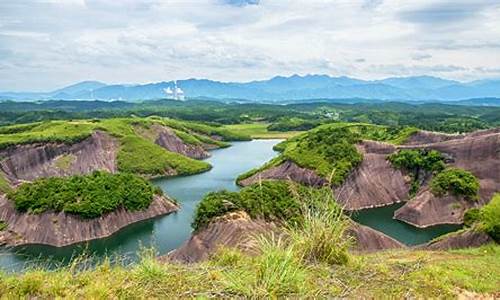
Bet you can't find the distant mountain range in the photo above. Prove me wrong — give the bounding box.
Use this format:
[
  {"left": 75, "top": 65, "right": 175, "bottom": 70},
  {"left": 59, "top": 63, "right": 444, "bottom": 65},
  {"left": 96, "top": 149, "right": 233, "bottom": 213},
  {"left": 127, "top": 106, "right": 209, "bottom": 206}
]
[{"left": 2, "top": 75, "right": 500, "bottom": 103}]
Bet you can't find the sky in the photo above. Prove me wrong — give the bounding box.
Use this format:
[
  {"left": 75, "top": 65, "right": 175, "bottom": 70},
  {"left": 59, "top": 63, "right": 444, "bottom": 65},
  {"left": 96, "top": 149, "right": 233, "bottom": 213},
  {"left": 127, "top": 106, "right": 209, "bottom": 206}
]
[{"left": 1, "top": 0, "right": 500, "bottom": 91}]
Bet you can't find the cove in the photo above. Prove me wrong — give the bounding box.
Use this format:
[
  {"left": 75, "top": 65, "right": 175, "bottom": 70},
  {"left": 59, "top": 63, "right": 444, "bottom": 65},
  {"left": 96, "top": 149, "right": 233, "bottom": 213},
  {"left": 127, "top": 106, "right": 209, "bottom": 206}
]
[
  {"left": 0, "top": 140, "right": 282, "bottom": 272},
  {"left": 351, "top": 203, "right": 462, "bottom": 246}
]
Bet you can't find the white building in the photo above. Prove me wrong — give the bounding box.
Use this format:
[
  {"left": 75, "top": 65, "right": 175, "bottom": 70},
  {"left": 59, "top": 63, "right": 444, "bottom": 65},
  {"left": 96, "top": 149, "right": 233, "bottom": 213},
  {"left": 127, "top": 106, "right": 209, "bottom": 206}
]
[{"left": 164, "top": 80, "right": 185, "bottom": 101}]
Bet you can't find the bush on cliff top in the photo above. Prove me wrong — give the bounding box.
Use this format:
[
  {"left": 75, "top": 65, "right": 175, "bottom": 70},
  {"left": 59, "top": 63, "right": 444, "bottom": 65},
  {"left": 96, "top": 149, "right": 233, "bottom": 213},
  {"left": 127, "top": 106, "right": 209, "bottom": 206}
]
[
  {"left": 465, "top": 194, "right": 500, "bottom": 242},
  {"left": 8, "top": 171, "right": 161, "bottom": 218},
  {"left": 192, "top": 180, "right": 338, "bottom": 231},
  {"left": 430, "top": 168, "right": 480, "bottom": 200}
]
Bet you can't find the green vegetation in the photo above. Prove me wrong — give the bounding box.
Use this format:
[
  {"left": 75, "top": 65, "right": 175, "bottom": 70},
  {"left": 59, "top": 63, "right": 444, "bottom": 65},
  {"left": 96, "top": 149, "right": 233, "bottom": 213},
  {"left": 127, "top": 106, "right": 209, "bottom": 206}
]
[
  {"left": 7, "top": 171, "right": 161, "bottom": 218},
  {"left": 54, "top": 154, "right": 76, "bottom": 170},
  {"left": 193, "top": 181, "right": 316, "bottom": 231},
  {"left": 388, "top": 149, "right": 446, "bottom": 196},
  {"left": 1, "top": 99, "right": 498, "bottom": 134},
  {"left": 0, "top": 117, "right": 247, "bottom": 177},
  {"left": 0, "top": 172, "right": 12, "bottom": 194},
  {"left": 0, "top": 220, "right": 6, "bottom": 231},
  {"left": 267, "top": 117, "right": 321, "bottom": 132},
  {"left": 117, "top": 136, "right": 210, "bottom": 176},
  {"left": 464, "top": 194, "right": 500, "bottom": 241},
  {"left": 222, "top": 123, "right": 304, "bottom": 139},
  {"left": 0, "top": 241, "right": 498, "bottom": 298},
  {"left": 238, "top": 123, "right": 416, "bottom": 186},
  {"left": 430, "top": 168, "right": 480, "bottom": 200}
]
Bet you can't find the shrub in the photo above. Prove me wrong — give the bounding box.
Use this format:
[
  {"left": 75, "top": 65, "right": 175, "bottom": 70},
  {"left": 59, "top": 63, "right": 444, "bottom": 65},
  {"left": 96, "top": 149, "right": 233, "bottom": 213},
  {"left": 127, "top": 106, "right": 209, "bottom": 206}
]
[
  {"left": 192, "top": 181, "right": 304, "bottom": 231},
  {"left": 8, "top": 171, "right": 157, "bottom": 218},
  {"left": 191, "top": 191, "right": 240, "bottom": 231},
  {"left": 479, "top": 194, "right": 500, "bottom": 242},
  {"left": 388, "top": 149, "right": 445, "bottom": 173},
  {"left": 430, "top": 168, "right": 479, "bottom": 200},
  {"left": 463, "top": 208, "right": 481, "bottom": 227}
]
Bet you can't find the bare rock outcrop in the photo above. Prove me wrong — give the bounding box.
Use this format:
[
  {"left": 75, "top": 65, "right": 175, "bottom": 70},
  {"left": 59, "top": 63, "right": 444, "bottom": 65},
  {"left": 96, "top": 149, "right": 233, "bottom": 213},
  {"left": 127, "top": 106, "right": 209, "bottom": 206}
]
[
  {"left": 420, "top": 229, "right": 493, "bottom": 250},
  {"left": 0, "top": 195, "right": 178, "bottom": 247},
  {"left": 167, "top": 211, "right": 275, "bottom": 263},
  {"left": 348, "top": 221, "right": 406, "bottom": 252},
  {"left": 394, "top": 190, "right": 474, "bottom": 228},
  {"left": 0, "top": 131, "right": 118, "bottom": 184},
  {"left": 335, "top": 141, "right": 410, "bottom": 210},
  {"left": 151, "top": 125, "right": 210, "bottom": 159},
  {"left": 403, "top": 130, "right": 463, "bottom": 145},
  {"left": 395, "top": 129, "right": 500, "bottom": 227},
  {"left": 238, "top": 160, "right": 327, "bottom": 187}
]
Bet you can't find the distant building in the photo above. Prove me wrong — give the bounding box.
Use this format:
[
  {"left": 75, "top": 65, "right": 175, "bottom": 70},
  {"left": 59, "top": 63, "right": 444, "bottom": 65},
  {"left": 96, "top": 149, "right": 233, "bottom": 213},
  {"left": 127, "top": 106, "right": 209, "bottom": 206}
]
[{"left": 164, "top": 80, "right": 185, "bottom": 100}]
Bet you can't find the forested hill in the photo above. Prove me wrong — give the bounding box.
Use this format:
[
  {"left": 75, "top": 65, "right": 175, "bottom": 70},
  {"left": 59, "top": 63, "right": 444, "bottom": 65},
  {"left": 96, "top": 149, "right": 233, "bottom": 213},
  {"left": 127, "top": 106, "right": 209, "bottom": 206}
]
[{"left": 1, "top": 100, "right": 499, "bottom": 134}]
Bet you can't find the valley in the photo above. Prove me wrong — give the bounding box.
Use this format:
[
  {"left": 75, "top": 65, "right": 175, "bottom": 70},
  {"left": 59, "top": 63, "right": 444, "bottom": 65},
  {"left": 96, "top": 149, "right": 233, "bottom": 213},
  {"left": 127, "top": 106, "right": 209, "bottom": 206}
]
[{"left": 0, "top": 104, "right": 498, "bottom": 298}]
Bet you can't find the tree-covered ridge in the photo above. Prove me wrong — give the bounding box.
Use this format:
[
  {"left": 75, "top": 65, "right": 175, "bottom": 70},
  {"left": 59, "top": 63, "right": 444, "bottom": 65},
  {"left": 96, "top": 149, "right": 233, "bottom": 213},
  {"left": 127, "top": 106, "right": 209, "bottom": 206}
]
[
  {"left": 464, "top": 194, "right": 500, "bottom": 242},
  {"left": 1, "top": 99, "right": 498, "bottom": 134},
  {"left": 192, "top": 181, "right": 337, "bottom": 231},
  {"left": 238, "top": 123, "right": 417, "bottom": 186},
  {"left": 0, "top": 117, "right": 249, "bottom": 177},
  {"left": 7, "top": 171, "right": 163, "bottom": 218}
]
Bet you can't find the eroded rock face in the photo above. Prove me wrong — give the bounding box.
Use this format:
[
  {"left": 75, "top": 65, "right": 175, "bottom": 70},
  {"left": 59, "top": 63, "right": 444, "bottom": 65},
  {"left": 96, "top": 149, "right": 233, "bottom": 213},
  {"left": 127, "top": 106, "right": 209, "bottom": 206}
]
[
  {"left": 394, "top": 190, "right": 474, "bottom": 228},
  {"left": 167, "top": 211, "right": 275, "bottom": 263},
  {"left": 0, "top": 131, "right": 118, "bottom": 184},
  {"left": 238, "top": 160, "right": 327, "bottom": 187},
  {"left": 152, "top": 125, "right": 210, "bottom": 159},
  {"left": 348, "top": 221, "right": 406, "bottom": 252},
  {"left": 420, "top": 229, "right": 493, "bottom": 251},
  {"left": 335, "top": 141, "right": 410, "bottom": 210},
  {"left": 0, "top": 195, "right": 178, "bottom": 247},
  {"left": 395, "top": 129, "right": 500, "bottom": 227}
]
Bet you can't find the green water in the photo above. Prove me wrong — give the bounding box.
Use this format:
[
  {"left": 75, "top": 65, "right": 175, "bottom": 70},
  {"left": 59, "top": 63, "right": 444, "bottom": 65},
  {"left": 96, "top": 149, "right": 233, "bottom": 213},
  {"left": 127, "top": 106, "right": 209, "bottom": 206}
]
[
  {"left": 0, "top": 139, "right": 462, "bottom": 272},
  {"left": 351, "top": 203, "right": 462, "bottom": 246},
  {"left": 0, "top": 140, "right": 281, "bottom": 272}
]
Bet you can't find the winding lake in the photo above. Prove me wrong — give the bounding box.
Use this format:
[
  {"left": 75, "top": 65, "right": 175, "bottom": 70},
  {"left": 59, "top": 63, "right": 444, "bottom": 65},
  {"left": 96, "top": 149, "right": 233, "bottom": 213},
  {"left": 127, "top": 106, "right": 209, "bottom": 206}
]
[
  {"left": 0, "top": 139, "right": 461, "bottom": 272},
  {"left": 0, "top": 140, "right": 281, "bottom": 272}
]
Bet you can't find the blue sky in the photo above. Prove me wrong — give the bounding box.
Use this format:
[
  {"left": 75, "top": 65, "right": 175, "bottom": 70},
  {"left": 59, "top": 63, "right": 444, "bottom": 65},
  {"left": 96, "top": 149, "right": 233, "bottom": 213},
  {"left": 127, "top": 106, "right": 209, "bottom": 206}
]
[{"left": 1, "top": 0, "right": 500, "bottom": 91}]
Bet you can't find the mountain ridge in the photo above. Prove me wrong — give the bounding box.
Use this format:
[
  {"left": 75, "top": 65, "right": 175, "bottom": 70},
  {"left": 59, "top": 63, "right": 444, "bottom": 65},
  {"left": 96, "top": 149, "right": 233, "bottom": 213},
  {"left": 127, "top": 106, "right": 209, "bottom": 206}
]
[{"left": 2, "top": 74, "right": 500, "bottom": 102}]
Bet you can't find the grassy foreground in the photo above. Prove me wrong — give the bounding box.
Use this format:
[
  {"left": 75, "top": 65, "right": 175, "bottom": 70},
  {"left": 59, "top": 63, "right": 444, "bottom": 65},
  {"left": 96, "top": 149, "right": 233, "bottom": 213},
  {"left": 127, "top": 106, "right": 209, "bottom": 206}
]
[{"left": 0, "top": 245, "right": 497, "bottom": 298}]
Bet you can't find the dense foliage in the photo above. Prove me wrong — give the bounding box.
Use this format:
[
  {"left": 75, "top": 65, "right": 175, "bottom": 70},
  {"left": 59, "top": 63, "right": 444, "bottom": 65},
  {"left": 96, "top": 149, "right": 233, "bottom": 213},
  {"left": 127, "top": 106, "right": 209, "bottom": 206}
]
[
  {"left": 117, "top": 136, "right": 211, "bottom": 176},
  {"left": 0, "top": 117, "right": 246, "bottom": 177},
  {"left": 1, "top": 99, "right": 498, "bottom": 134},
  {"left": 192, "top": 181, "right": 335, "bottom": 231},
  {"left": 388, "top": 149, "right": 446, "bottom": 196},
  {"left": 238, "top": 123, "right": 417, "bottom": 186},
  {"left": 464, "top": 194, "right": 500, "bottom": 241},
  {"left": 430, "top": 168, "right": 480, "bottom": 200},
  {"left": 8, "top": 171, "right": 161, "bottom": 218}
]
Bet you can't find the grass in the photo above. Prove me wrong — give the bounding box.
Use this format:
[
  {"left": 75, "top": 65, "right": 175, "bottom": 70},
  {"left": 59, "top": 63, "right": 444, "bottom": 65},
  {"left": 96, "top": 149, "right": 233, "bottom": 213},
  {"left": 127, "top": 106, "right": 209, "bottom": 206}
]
[
  {"left": 117, "top": 136, "right": 211, "bottom": 176},
  {"left": 53, "top": 154, "right": 76, "bottom": 171},
  {"left": 223, "top": 123, "right": 304, "bottom": 139},
  {"left": 0, "top": 117, "right": 244, "bottom": 177},
  {"left": 0, "top": 172, "right": 12, "bottom": 194},
  {"left": 0, "top": 220, "right": 7, "bottom": 231},
  {"left": 0, "top": 244, "right": 497, "bottom": 298},
  {"left": 236, "top": 123, "right": 422, "bottom": 185}
]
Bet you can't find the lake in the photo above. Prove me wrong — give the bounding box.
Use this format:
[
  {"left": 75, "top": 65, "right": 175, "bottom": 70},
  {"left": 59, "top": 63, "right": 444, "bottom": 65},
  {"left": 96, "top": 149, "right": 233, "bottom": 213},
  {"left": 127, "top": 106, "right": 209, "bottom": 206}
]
[
  {"left": 0, "top": 139, "right": 281, "bottom": 272},
  {"left": 0, "top": 139, "right": 461, "bottom": 272}
]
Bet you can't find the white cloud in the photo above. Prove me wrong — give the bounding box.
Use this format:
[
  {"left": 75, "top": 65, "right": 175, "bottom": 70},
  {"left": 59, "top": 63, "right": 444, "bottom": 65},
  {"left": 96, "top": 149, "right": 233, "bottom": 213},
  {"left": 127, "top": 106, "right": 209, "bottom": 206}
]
[{"left": 0, "top": 0, "right": 499, "bottom": 91}]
